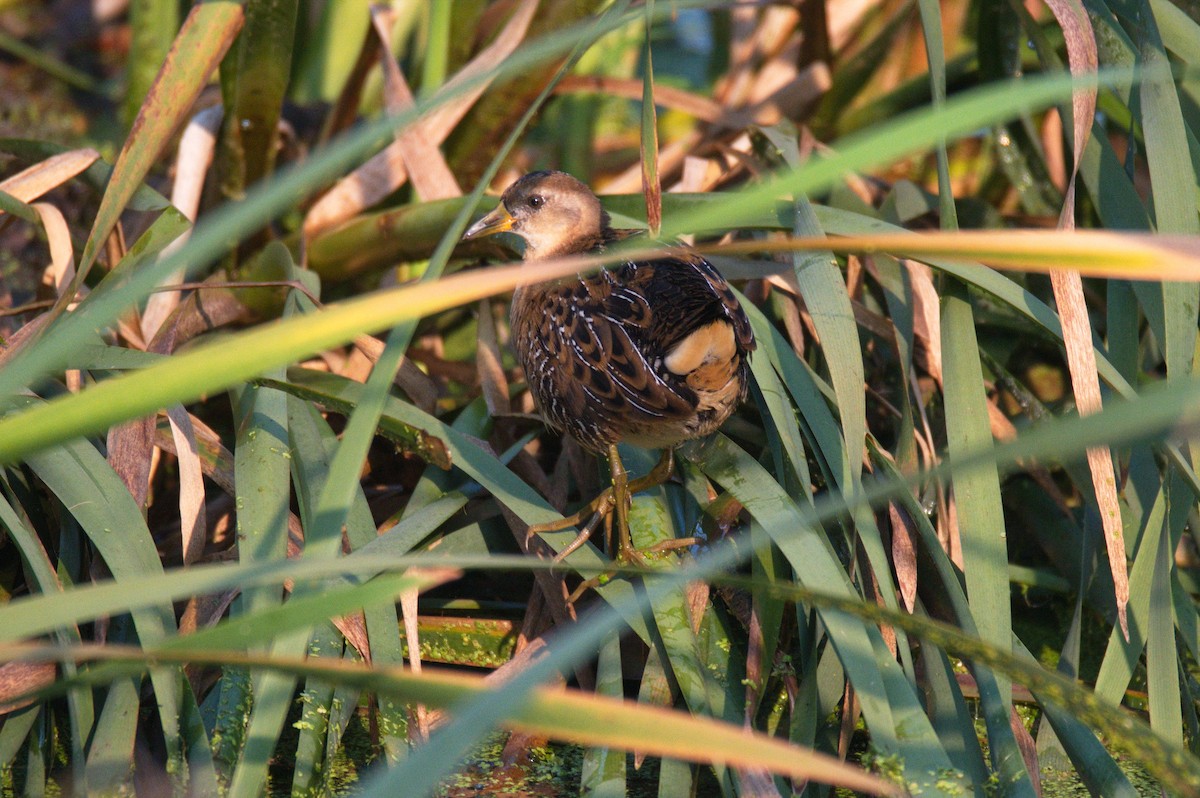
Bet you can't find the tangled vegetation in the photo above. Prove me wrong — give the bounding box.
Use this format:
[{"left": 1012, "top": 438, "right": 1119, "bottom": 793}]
[{"left": 2, "top": 0, "right": 1200, "bottom": 796}]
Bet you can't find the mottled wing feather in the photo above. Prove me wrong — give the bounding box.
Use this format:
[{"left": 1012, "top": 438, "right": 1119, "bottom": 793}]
[
  {"left": 513, "top": 250, "right": 754, "bottom": 451},
  {"left": 625, "top": 252, "right": 755, "bottom": 357}
]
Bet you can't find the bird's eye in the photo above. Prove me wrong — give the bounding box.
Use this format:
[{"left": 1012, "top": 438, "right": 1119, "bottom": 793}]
[{"left": 528, "top": 195, "right": 545, "bottom": 209}]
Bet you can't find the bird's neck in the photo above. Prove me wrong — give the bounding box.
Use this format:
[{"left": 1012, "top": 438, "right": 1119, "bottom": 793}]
[{"left": 522, "top": 228, "right": 611, "bottom": 261}]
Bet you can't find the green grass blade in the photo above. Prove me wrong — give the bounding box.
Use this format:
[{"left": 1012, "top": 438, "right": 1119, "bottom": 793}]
[
  {"left": 124, "top": 0, "right": 180, "bottom": 124},
  {"left": 580, "top": 631, "right": 627, "bottom": 796},
  {"left": 84, "top": 677, "right": 140, "bottom": 793},
  {"left": 1148, "top": 508, "right": 1183, "bottom": 744},
  {"left": 939, "top": 279, "right": 1032, "bottom": 793},
  {"left": 914, "top": 0, "right": 957, "bottom": 227},
  {"left": 640, "top": 0, "right": 661, "bottom": 235},
  {"left": 694, "top": 435, "right": 960, "bottom": 792},
  {"left": 20, "top": 421, "right": 200, "bottom": 786},
  {"left": 218, "top": 0, "right": 299, "bottom": 193}
]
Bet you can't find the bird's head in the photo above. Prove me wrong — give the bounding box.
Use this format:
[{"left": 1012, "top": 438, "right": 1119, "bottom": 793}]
[{"left": 463, "top": 170, "right": 609, "bottom": 259}]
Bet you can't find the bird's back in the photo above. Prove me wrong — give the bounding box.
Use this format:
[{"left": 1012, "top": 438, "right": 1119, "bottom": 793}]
[{"left": 511, "top": 250, "right": 755, "bottom": 452}]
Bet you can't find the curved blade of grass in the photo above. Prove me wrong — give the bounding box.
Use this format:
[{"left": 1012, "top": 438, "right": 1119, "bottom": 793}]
[
  {"left": 124, "top": 0, "right": 180, "bottom": 123},
  {"left": 84, "top": 676, "right": 139, "bottom": 793},
  {"left": 0, "top": 28, "right": 101, "bottom": 94},
  {"left": 71, "top": 2, "right": 243, "bottom": 295},
  {"left": 694, "top": 435, "right": 961, "bottom": 791},
  {"left": 223, "top": 396, "right": 372, "bottom": 798},
  {"left": 914, "top": 0, "right": 956, "bottom": 227},
  {"left": 760, "top": 126, "right": 867, "bottom": 483},
  {"left": 289, "top": 622, "right": 342, "bottom": 796},
  {"left": 1013, "top": 638, "right": 1138, "bottom": 798},
  {"left": 230, "top": 381, "right": 290, "bottom": 610},
  {"left": 0, "top": 488, "right": 92, "bottom": 787},
  {"left": 624, "top": 450, "right": 730, "bottom": 791},
  {"left": 1137, "top": 5, "right": 1200, "bottom": 392},
  {"left": 293, "top": 391, "right": 411, "bottom": 761},
  {"left": 19, "top": 411, "right": 211, "bottom": 790},
  {"left": 760, "top": 129, "right": 917, "bottom": 685},
  {"left": 0, "top": 707, "right": 40, "bottom": 773},
  {"left": 1148, "top": 504, "right": 1182, "bottom": 744},
  {"left": 640, "top": 0, "right": 661, "bottom": 236},
  {"left": 5, "top": 641, "right": 899, "bottom": 797},
  {"left": 940, "top": 281, "right": 1013, "bottom": 709},
  {"left": 745, "top": 329, "right": 810, "bottom": 495},
  {"left": 289, "top": 0, "right": 370, "bottom": 103},
  {"left": 868, "top": 440, "right": 1056, "bottom": 790}
]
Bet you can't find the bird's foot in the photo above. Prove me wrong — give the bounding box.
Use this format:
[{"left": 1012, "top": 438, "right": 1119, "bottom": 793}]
[
  {"left": 563, "top": 538, "right": 700, "bottom": 603},
  {"left": 529, "top": 448, "right": 687, "bottom": 602}
]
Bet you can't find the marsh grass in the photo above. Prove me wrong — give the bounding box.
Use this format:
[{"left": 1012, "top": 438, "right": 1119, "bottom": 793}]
[{"left": 1, "top": 1, "right": 1200, "bottom": 796}]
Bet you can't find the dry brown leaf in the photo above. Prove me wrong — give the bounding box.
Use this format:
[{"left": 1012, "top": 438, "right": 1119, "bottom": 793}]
[
  {"left": 826, "top": 0, "right": 876, "bottom": 48},
  {"left": 141, "top": 105, "right": 220, "bottom": 341},
  {"left": 0, "top": 661, "right": 56, "bottom": 715},
  {"left": 744, "top": 591, "right": 765, "bottom": 724},
  {"left": 399, "top": 587, "right": 429, "bottom": 743},
  {"left": 557, "top": 75, "right": 726, "bottom": 123},
  {"left": 945, "top": 488, "right": 963, "bottom": 570},
  {"left": 476, "top": 299, "right": 510, "bottom": 416},
  {"left": 31, "top": 202, "right": 83, "bottom": 390},
  {"left": 165, "top": 404, "right": 207, "bottom": 565},
  {"left": 370, "top": 7, "right": 460, "bottom": 201},
  {"left": 906, "top": 260, "right": 943, "bottom": 386},
  {"left": 1042, "top": 0, "right": 1127, "bottom": 637},
  {"left": 151, "top": 412, "right": 306, "bottom": 560},
  {"left": 557, "top": 70, "right": 826, "bottom": 139},
  {"left": 0, "top": 148, "right": 99, "bottom": 207},
  {"left": 107, "top": 418, "right": 155, "bottom": 509},
  {"left": 602, "top": 130, "right": 703, "bottom": 194},
  {"left": 418, "top": 0, "right": 539, "bottom": 144},
  {"left": 32, "top": 203, "right": 76, "bottom": 297},
  {"left": 351, "top": 334, "right": 438, "bottom": 413},
  {"left": 303, "top": 141, "right": 411, "bottom": 237},
  {"left": 303, "top": 0, "right": 535, "bottom": 236},
  {"left": 745, "top": 65, "right": 831, "bottom": 126},
  {"left": 674, "top": 155, "right": 717, "bottom": 193},
  {"left": 1041, "top": 105, "right": 1067, "bottom": 191},
  {"left": 889, "top": 502, "right": 918, "bottom": 613},
  {"left": 1010, "top": 706, "right": 1043, "bottom": 796},
  {"left": 715, "top": 5, "right": 783, "bottom": 107},
  {"left": 0, "top": 313, "right": 52, "bottom": 371}
]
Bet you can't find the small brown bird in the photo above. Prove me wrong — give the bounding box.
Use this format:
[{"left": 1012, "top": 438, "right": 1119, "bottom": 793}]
[{"left": 464, "top": 170, "right": 755, "bottom": 579}]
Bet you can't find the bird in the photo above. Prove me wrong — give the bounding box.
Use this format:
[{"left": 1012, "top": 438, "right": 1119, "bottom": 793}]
[{"left": 463, "top": 170, "right": 755, "bottom": 590}]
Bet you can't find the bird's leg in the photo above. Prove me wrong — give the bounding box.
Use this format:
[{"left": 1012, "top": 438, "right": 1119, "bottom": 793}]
[
  {"left": 532, "top": 492, "right": 616, "bottom": 563},
  {"left": 614, "top": 448, "right": 700, "bottom": 557},
  {"left": 609, "top": 443, "right": 639, "bottom": 563},
  {"left": 530, "top": 447, "right": 697, "bottom": 600},
  {"left": 536, "top": 448, "right": 672, "bottom": 563}
]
